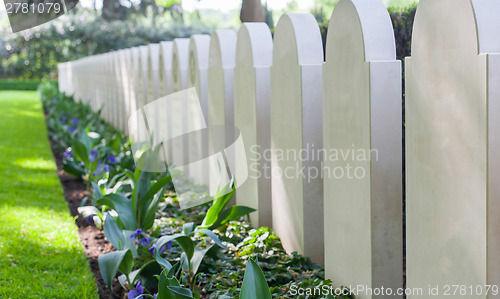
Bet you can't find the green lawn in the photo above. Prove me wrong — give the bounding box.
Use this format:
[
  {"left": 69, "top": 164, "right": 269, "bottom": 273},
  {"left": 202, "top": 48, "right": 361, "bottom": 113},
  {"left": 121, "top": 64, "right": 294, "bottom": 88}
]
[{"left": 0, "top": 91, "right": 98, "bottom": 298}]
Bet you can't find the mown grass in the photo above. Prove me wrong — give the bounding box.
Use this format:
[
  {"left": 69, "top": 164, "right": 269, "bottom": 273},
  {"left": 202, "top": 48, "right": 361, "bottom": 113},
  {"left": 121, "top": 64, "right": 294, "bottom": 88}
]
[{"left": 0, "top": 91, "right": 98, "bottom": 298}]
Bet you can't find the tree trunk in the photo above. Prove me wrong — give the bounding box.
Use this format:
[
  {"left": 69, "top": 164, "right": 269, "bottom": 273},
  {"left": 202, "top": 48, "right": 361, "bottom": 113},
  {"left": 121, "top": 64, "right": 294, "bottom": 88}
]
[{"left": 240, "top": 0, "right": 265, "bottom": 23}]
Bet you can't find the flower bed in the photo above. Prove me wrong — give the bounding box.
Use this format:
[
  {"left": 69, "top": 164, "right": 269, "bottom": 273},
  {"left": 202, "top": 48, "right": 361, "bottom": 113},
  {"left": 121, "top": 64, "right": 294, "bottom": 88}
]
[{"left": 39, "top": 82, "right": 350, "bottom": 299}]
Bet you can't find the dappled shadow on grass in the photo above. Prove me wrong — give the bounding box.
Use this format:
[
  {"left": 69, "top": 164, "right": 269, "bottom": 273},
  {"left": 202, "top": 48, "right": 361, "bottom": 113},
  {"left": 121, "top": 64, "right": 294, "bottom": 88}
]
[{"left": 0, "top": 91, "right": 99, "bottom": 298}]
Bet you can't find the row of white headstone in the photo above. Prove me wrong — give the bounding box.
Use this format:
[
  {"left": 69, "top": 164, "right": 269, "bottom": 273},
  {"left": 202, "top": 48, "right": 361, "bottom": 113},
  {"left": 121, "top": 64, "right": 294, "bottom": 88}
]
[{"left": 58, "top": 0, "right": 500, "bottom": 297}]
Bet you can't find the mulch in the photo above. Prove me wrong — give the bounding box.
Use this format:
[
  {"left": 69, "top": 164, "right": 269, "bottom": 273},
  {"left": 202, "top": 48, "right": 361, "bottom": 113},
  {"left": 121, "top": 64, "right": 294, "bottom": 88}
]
[{"left": 50, "top": 140, "right": 126, "bottom": 299}]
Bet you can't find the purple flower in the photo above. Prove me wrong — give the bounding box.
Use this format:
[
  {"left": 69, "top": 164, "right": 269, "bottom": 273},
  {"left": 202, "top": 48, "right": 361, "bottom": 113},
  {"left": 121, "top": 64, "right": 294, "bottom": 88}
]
[
  {"left": 148, "top": 241, "right": 171, "bottom": 256},
  {"left": 106, "top": 155, "right": 117, "bottom": 164},
  {"left": 128, "top": 281, "right": 144, "bottom": 299},
  {"left": 63, "top": 149, "right": 71, "bottom": 159},
  {"left": 89, "top": 149, "right": 98, "bottom": 163},
  {"left": 68, "top": 126, "right": 75, "bottom": 133},
  {"left": 165, "top": 240, "right": 172, "bottom": 251},
  {"left": 86, "top": 215, "right": 94, "bottom": 225},
  {"left": 130, "top": 228, "right": 143, "bottom": 239},
  {"left": 71, "top": 118, "right": 79, "bottom": 125},
  {"left": 154, "top": 294, "right": 157, "bottom": 298},
  {"left": 102, "top": 164, "right": 110, "bottom": 172},
  {"left": 148, "top": 245, "right": 155, "bottom": 256},
  {"left": 139, "top": 237, "right": 150, "bottom": 247},
  {"left": 60, "top": 116, "right": 67, "bottom": 123}
]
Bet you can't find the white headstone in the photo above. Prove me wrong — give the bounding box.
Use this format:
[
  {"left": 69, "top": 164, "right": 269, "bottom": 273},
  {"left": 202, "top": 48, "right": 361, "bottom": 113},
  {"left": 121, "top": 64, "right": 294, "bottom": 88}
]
[
  {"left": 160, "top": 41, "right": 174, "bottom": 96},
  {"left": 234, "top": 23, "right": 273, "bottom": 228},
  {"left": 406, "top": 0, "right": 500, "bottom": 295},
  {"left": 271, "top": 13, "right": 324, "bottom": 264},
  {"left": 323, "top": 0, "right": 402, "bottom": 296},
  {"left": 148, "top": 44, "right": 162, "bottom": 100},
  {"left": 139, "top": 45, "right": 150, "bottom": 106},
  {"left": 208, "top": 29, "right": 237, "bottom": 195},
  {"left": 188, "top": 34, "right": 211, "bottom": 185},
  {"left": 170, "top": 38, "right": 191, "bottom": 172}
]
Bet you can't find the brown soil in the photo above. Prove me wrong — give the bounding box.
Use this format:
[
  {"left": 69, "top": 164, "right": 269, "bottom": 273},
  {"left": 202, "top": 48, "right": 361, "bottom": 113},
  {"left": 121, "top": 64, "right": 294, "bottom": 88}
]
[{"left": 50, "top": 140, "right": 126, "bottom": 299}]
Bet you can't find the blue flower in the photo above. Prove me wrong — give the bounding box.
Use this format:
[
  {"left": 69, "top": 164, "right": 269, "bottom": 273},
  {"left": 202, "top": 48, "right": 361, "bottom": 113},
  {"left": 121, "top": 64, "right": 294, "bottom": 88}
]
[
  {"left": 130, "top": 228, "right": 143, "bottom": 239},
  {"left": 71, "top": 118, "right": 79, "bottom": 125},
  {"left": 63, "top": 149, "right": 71, "bottom": 159},
  {"left": 60, "top": 116, "right": 67, "bottom": 123},
  {"left": 86, "top": 215, "right": 94, "bottom": 225},
  {"left": 128, "top": 281, "right": 144, "bottom": 299},
  {"left": 139, "top": 237, "right": 150, "bottom": 247},
  {"left": 52, "top": 98, "right": 57, "bottom": 103},
  {"left": 148, "top": 241, "right": 171, "bottom": 256},
  {"left": 102, "top": 164, "right": 110, "bottom": 172},
  {"left": 69, "top": 126, "right": 75, "bottom": 133},
  {"left": 106, "top": 155, "right": 117, "bottom": 164},
  {"left": 89, "top": 149, "right": 98, "bottom": 163},
  {"left": 153, "top": 294, "right": 157, "bottom": 298},
  {"left": 165, "top": 240, "right": 172, "bottom": 251}
]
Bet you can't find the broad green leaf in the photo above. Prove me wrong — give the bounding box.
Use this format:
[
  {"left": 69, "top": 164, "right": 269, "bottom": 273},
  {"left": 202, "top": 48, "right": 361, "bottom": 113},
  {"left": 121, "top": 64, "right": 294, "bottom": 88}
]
[
  {"left": 73, "top": 140, "right": 89, "bottom": 165},
  {"left": 167, "top": 286, "right": 194, "bottom": 298},
  {"left": 195, "top": 229, "right": 226, "bottom": 249},
  {"left": 190, "top": 245, "right": 213, "bottom": 275},
  {"left": 62, "top": 160, "right": 86, "bottom": 177},
  {"left": 157, "top": 270, "right": 182, "bottom": 299},
  {"left": 175, "top": 236, "right": 194, "bottom": 261},
  {"left": 240, "top": 259, "right": 272, "bottom": 299},
  {"left": 132, "top": 170, "right": 151, "bottom": 222},
  {"left": 103, "top": 213, "right": 125, "bottom": 249},
  {"left": 141, "top": 175, "right": 172, "bottom": 203},
  {"left": 219, "top": 206, "right": 256, "bottom": 225},
  {"left": 98, "top": 249, "right": 133, "bottom": 291},
  {"left": 142, "top": 184, "right": 169, "bottom": 230},
  {"left": 199, "top": 183, "right": 235, "bottom": 229},
  {"left": 183, "top": 222, "right": 195, "bottom": 236},
  {"left": 135, "top": 260, "right": 163, "bottom": 288},
  {"left": 97, "top": 194, "right": 137, "bottom": 230}
]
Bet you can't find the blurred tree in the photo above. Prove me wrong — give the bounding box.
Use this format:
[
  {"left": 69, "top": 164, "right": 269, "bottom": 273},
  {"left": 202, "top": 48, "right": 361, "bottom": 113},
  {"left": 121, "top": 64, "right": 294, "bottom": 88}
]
[{"left": 240, "top": 0, "right": 265, "bottom": 22}]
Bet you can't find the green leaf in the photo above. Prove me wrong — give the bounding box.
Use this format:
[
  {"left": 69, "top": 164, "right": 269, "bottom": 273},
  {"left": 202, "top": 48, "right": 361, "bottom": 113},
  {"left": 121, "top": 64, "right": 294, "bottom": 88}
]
[
  {"left": 199, "top": 183, "right": 235, "bottom": 229},
  {"left": 240, "top": 259, "right": 272, "bottom": 299},
  {"left": 219, "top": 206, "right": 256, "bottom": 225},
  {"left": 141, "top": 175, "right": 172, "bottom": 203},
  {"left": 167, "top": 286, "right": 194, "bottom": 298},
  {"left": 98, "top": 249, "right": 133, "bottom": 291},
  {"left": 157, "top": 270, "right": 182, "bottom": 299},
  {"left": 142, "top": 184, "right": 169, "bottom": 230},
  {"left": 183, "top": 222, "right": 195, "bottom": 236},
  {"left": 135, "top": 260, "right": 163, "bottom": 289},
  {"left": 189, "top": 245, "right": 213, "bottom": 275},
  {"left": 175, "top": 236, "right": 194, "bottom": 261},
  {"left": 97, "top": 194, "right": 137, "bottom": 230},
  {"left": 132, "top": 170, "right": 151, "bottom": 223},
  {"left": 195, "top": 229, "right": 226, "bottom": 249},
  {"left": 73, "top": 140, "right": 89, "bottom": 165},
  {"left": 103, "top": 213, "right": 125, "bottom": 249},
  {"left": 62, "top": 160, "right": 86, "bottom": 177}
]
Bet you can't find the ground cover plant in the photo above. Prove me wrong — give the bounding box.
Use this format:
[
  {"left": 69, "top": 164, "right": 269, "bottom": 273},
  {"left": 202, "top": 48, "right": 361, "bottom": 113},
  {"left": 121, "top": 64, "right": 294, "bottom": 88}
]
[
  {"left": 0, "top": 90, "right": 98, "bottom": 298},
  {"left": 39, "top": 82, "right": 352, "bottom": 298}
]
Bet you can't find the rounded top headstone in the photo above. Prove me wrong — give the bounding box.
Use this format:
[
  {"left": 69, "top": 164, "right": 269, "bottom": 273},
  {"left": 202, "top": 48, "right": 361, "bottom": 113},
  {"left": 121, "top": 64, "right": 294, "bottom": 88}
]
[
  {"left": 273, "top": 13, "right": 324, "bottom": 65},
  {"left": 326, "top": 0, "right": 395, "bottom": 62},
  {"left": 209, "top": 29, "right": 237, "bottom": 69},
  {"left": 236, "top": 23, "right": 273, "bottom": 68}
]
